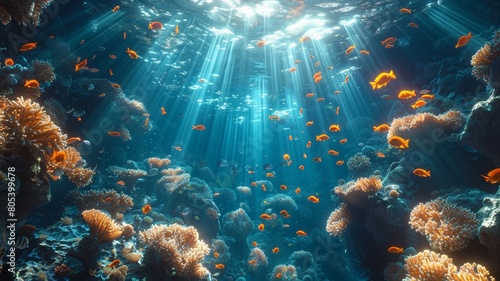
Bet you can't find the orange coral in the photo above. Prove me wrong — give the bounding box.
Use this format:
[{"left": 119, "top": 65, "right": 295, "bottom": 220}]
[
  {"left": 248, "top": 247, "right": 268, "bottom": 270},
  {"left": 409, "top": 198, "right": 478, "bottom": 251},
  {"left": 147, "top": 157, "right": 171, "bottom": 169},
  {"left": 471, "top": 29, "right": 500, "bottom": 84},
  {"left": 69, "top": 189, "right": 134, "bottom": 217},
  {"left": 82, "top": 209, "right": 123, "bottom": 243},
  {"left": 334, "top": 176, "right": 382, "bottom": 208},
  {"left": 47, "top": 147, "right": 94, "bottom": 187},
  {"left": 387, "top": 110, "right": 464, "bottom": 140},
  {"left": 0, "top": 0, "right": 53, "bottom": 26},
  {"left": 139, "top": 224, "right": 210, "bottom": 279},
  {"left": 107, "top": 165, "right": 147, "bottom": 188},
  {"left": 326, "top": 203, "right": 351, "bottom": 236}
]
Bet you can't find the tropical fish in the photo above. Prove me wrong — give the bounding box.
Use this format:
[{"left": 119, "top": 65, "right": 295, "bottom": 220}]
[
  {"left": 373, "top": 124, "right": 390, "bottom": 132},
  {"left": 257, "top": 40, "right": 266, "bottom": 47},
  {"left": 370, "top": 70, "right": 396, "bottom": 90},
  {"left": 329, "top": 124, "right": 340, "bottom": 132},
  {"left": 116, "top": 180, "right": 125, "bottom": 186},
  {"left": 4, "top": 58, "right": 14, "bottom": 66},
  {"left": 360, "top": 50, "right": 370, "bottom": 55},
  {"left": 268, "top": 115, "right": 280, "bottom": 121},
  {"left": 214, "top": 252, "right": 219, "bottom": 258},
  {"left": 316, "top": 97, "right": 325, "bottom": 102},
  {"left": 272, "top": 247, "right": 279, "bottom": 253},
  {"left": 280, "top": 185, "right": 287, "bottom": 190},
  {"left": 413, "top": 168, "right": 431, "bottom": 177},
  {"left": 258, "top": 223, "right": 265, "bottom": 231},
  {"left": 400, "top": 8, "right": 411, "bottom": 13},
  {"left": 481, "top": 168, "right": 500, "bottom": 184},
  {"left": 260, "top": 214, "right": 273, "bottom": 220},
  {"left": 408, "top": 22, "right": 419, "bottom": 28},
  {"left": 280, "top": 210, "right": 291, "bottom": 218},
  {"left": 289, "top": 67, "right": 297, "bottom": 72},
  {"left": 388, "top": 246, "right": 404, "bottom": 253},
  {"left": 126, "top": 48, "right": 138, "bottom": 59},
  {"left": 111, "top": 5, "right": 120, "bottom": 12},
  {"left": 296, "top": 230, "right": 307, "bottom": 236},
  {"left": 295, "top": 187, "right": 301, "bottom": 194},
  {"left": 328, "top": 150, "right": 339, "bottom": 156},
  {"left": 148, "top": 21, "right": 163, "bottom": 30},
  {"left": 108, "top": 259, "right": 120, "bottom": 268},
  {"left": 306, "top": 141, "right": 311, "bottom": 148},
  {"left": 24, "top": 80, "right": 39, "bottom": 88},
  {"left": 420, "top": 94, "right": 435, "bottom": 99},
  {"left": 192, "top": 125, "right": 206, "bottom": 130},
  {"left": 411, "top": 100, "right": 427, "bottom": 109},
  {"left": 376, "top": 152, "right": 385, "bottom": 158},
  {"left": 306, "top": 121, "right": 314, "bottom": 126},
  {"left": 298, "top": 165, "right": 304, "bottom": 170},
  {"left": 455, "top": 32, "right": 472, "bottom": 48},
  {"left": 312, "top": 157, "right": 321, "bottom": 162},
  {"left": 336, "top": 160, "right": 344, "bottom": 165},
  {"left": 339, "top": 138, "right": 347, "bottom": 144},
  {"left": 19, "top": 42, "right": 37, "bottom": 51},
  {"left": 316, "top": 134, "right": 329, "bottom": 141},
  {"left": 380, "top": 37, "right": 397, "bottom": 45},
  {"left": 175, "top": 25, "right": 179, "bottom": 34},
  {"left": 388, "top": 136, "right": 410, "bottom": 149},
  {"left": 108, "top": 131, "right": 121, "bottom": 136},
  {"left": 161, "top": 107, "right": 167, "bottom": 115},
  {"left": 345, "top": 44, "right": 356, "bottom": 55},
  {"left": 306, "top": 93, "right": 315, "bottom": 97},
  {"left": 142, "top": 204, "right": 152, "bottom": 214},
  {"left": 308, "top": 195, "right": 319, "bottom": 203},
  {"left": 398, "top": 90, "right": 416, "bottom": 99},
  {"left": 215, "top": 264, "right": 224, "bottom": 269}
]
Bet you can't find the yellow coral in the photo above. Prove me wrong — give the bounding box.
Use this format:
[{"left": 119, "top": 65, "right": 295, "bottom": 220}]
[
  {"left": 471, "top": 29, "right": 500, "bottom": 84},
  {"left": 82, "top": 209, "right": 123, "bottom": 243},
  {"left": 334, "top": 176, "right": 382, "bottom": 207},
  {"left": 404, "top": 250, "right": 453, "bottom": 280},
  {"left": 409, "top": 198, "right": 478, "bottom": 251},
  {"left": 387, "top": 110, "right": 463, "bottom": 140}
]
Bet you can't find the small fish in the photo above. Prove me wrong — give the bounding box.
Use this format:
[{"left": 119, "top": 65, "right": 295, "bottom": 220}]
[
  {"left": 280, "top": 210, "right": 291, "bottom": 218},
  {"left": 108, "top": 131, "right": 121, "bottom": 137},
  {"left": 258, "top": 223, "right": 265, "bottom": 231},
  {"left": 314, "top": 61, "right": 320, "bottom": 67},
  {"left": 359, "top": 50, "right": 370, "bottom": 55},
  {"left": 329, "top": 124, "right": 340, "bottom": 132},
  {"left": 306, "top": 121, "right": 314, "bottom": 126},
  {"left": 173, "top": 146, "right": 182, "bottom": 151},
  {"left": 312, "top": 157, "right": 322, "bottom": 162},
  {"left": 252, "top": 241, "right": 258, "bottom": 247},
  {"left": 215, "top": 264, "right": 224, "bottom": 269},
  {"left": 373, "top": 124, "right": 390, "bottom": 132},
  {"left": 481, "top": 168, "right": 500, "bottom": 184},
  {"left": 306, "top": 141, "right": 311, "bottom": 148},
  {"left": 117, "top": 180, "right": 125, "bottom": 186},
  {"left": 339, "top": 138, "right": 347, "bottom": 144},
  {"left": 316, "top": 134, "right": 329, "bottom": 141},
  {"left": 345, "top": 44, "right": 356, "bottom": 55},
  {"left": 388, "top": 136, "right": 410, "bottom": 149},
  {"left": 308, "top": 195, "right": 319, "bottom": 203},
  {"left": 399, "top": 8, "right": 411, "bottom": 13},
  {"left": 108, "top": 259, "right": 120, "bottom": 268},
  {"left": 4, "top": 58, "right": 14, "bottom": 66},
  {"left": 109, "top": 54, "right": 117, "bottom": 59},
  {"left": 370, "top": 70, "right": 396, "bottom": 90},
  {"left": 67, "top": 137, "right": 82, "bottom": 144},
  {"left": 398, "top": 90, "right": 416, "bottom": 99},
  {"left": 299, "top": 108, "right": 303, "bottom": 116},
  {"left": 336, "top": 160, "right": 344, "bottom": 165},
  {"left": 272, "top": 247, "right": 279, "bottom": 253},
  {"left": 328, "top": 150, "right": 339, "bottom": 156},
  {"left": 420, "top": 94, "right": 435, "bottom": 99},
  {"left": 411, "top": 100, "right": 427, "bottom": 109},
  {"left": 268, "top": 115, "right": 280, "bottom": 121},
  {"left": 148, "top": 21, "right": 163, "bottom": 30},
  {"left": 142, "top": 204, "right": 152, "bottom": 214},
  {"left": 380, "top": 37, "right": 397, "bottom": 45},
  {"left": 111, "top": 83, "right": 121, "bottom": 88},
  {"left": 413, "top": 168, "right": 431, "bottom": 177},
  {"left": 298, "top": 165, "right": 304, "bottom": 170},
  {"left": 316, "top": 97, "right": 325, "bottom": 102},
  {"left": 109, "top": 69, "right": 113, "bottom": 76},
  {"left": 295, "top": 187, "right": 301, "bottom": 194},
  {"left": 214, "top": 252, "right": 219, "bottom": 258},
  {"left": 19, "top": 42, "right": 37, "bottom": 51},
  {"left": 296, "top": 230, "right": 307, "bottom": 236},
  {"left": 266, "top": 172, "right": 275, "bottom": 178},
  {"left": 123, "top": 32, "right": 127, "bottom": 39},
  {"left": 175, "top": 25, "right": 179, "bottom": 34},
  {"left": 344, "top": 75, "right": 349, "bottom": 84},
  {"left": 408, "top": 22, "right": 419, "bottom": 28},
  {"left": 126, "top": 48, "right": 139, "bottom": 59},
  {"left": 388, "top": 246, "right": 404, "bottom": 253},
  {"left": 376, "top": 152, "right": 385, "bottom": 158},
  {"left": 161, "top": 107, "right": 167, "bottom": 115},
  {"left": 260, "top": 214, "right": 273, "bottom": 220},
  {"left": 24, "top": 80, "right": 39, "bottom": 88},
  {"left": 257, "top": 40, "right": 266, "bottom": 47},
  {"left": 276, "top": 273, "right": 283, "bottom": 279},
  {"left": 112, "top": 5, "right": 120, "bottom": 12},
  {"left": 192, "top": 124, "right": 206, "bottom": 130},
  {"left": 289, "top": 67, "right": 297, "bottom": 72},
  {"left": 102, "top": 197, "right": 112, "bottom": 203},
  {"left": 336, "top": 106, "right": 340, "bottom": 115},
  {"left": 283, "top": 154, "right": 290, "bottom": 161},
  {"left": 289, "top": 135, "right": 293, "bottom": 141},
  {"left": 455, "top": 32, "right": 473, "bottom": 48}
]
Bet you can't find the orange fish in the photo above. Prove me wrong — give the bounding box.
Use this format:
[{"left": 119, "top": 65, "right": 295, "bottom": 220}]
[
  {"left": 370, "top": 70, "right": 396, "bottom": 90},
  {"left": 317, "top": 97, "right": 325, "bottom": 102},
  {"left": 388, "top": 136, "right": 410, "bottom": 149},
  {"left": 148, "top": 21, "right": 163, "bottom": 30},
  {"left": 117, "top": 180, "right": 125, "bottom": 186},
  {"left": 280, "top": 184, "right": 287, "bottom": 191},
  {"left": 173, "top": 146, "right": 182, "bottom": 151},
  {"left": 336, "top": 106, "right": 340, "bottom": 115},
  {"left": 316, "top": 134, "right": 329, "bottom": 141},
  {"left": 411, "top": 100, "right": 427, "bottom": 109},
  {"left": 266, "top": 172, "right": 275, "bottom": 178},
  {"left": 272, "top": 247, "right": 279, "bottom": 253},
  {"left": 313, "top": 71, "right": 322, "bottom": 79},
  {"left": 280, "top": 210, "right": 291, "bottom": 218},
  {"left": 108, "top": 131, "right": 121, "bottom": 136},
  {"left": 66, "top": 137, "right": 82, "bottom": 145},
  {"left": 252, "top": 241, "right": 258, "bottom": 247},
  {"left": 299, "top": 36, "right": 311, "bottom": 43},
  {"left": 258, "top": 223, "right": 265, "bottom": 231},
  {"left": 143, "top": 117, "right": 149, "bottom": 128},
  {"left": 262, "top": 184, "right": 267, "bottom": 191},
  {"left": 413, "top": 168, "right": 431, "bottom": 177},
  {"left": 376, "top": 152, "right": 385, "bottom": 158},
  {"left": 126, "top": 48, "right": 139, "bottom": 59},
  {"left": 109, "top": 69, "right": 113, "bottom": 76},
  {"left": 102, "top": 197, "right": 112, "bottom": 203},
  {"left": 306, "top": 121, "right": 314, "bottom": 126},
  {"left": 345, "top": 44, "right": 356, "bottom": 55},
  {"left": 161, "top": 107, "right": 167, "bottom": 115},
  {"left": 308, "top": 195, "right": 319, "bottom": 203},
  {"left": 314, "top": 75, "right": 323, "bottom": 83},
  {"left": 257, "top": 40, "right": 266, "bottom": 47},
  {"left": 388, "top": 246, "right": 404, "bottom": 253},
  {"left": 214, "top": 252, "right": 219, "bottom": 258},
  {"left": 192, "top": 124, "right": 206, "bottom": 130},
  {"left": 482, "top": 168, "right": 500, "bottom": 184},
  {"left": 455, "top": 32, "right": 472, "bottom": 48},
  {"left": 142, "top": 204, "right": 152, "bottom": 214},
  {"left": 360, "top": 50, "right": 370, "bottom": 55},
  {"left": 420, "top": 94, "right": 435, "bottom": 99},
  {"left": 339, "top": 138, "right": 347, "bottom": 144},
  {"left": 336, "top": 160, "right": 344, "bottom": 165},
  {"left": 298, "top": 165, "right": 304, "bottom": 170},
  {"left": 399, "top": 8, "right": 411, "bottom": 13},
  {"left": 276, "top": 273, "right": 282, "bottom": 279},
  {"left": 111, "top": 83, "right": 121, "bottom": 88},
  {"left": 283, "top": 154, "right": 290, "bottom": 161},
  {"left": 19, "top": 42, "right": 37, "bottom": 51},
  {"left": 299, "top": 108, "right": 303, "bottom": 115},
  {"left": 296, "top": 230, "right": 307, "bottom": 236},
  {"left": 344, "top": 75, "right": 349, "bottom": 84},
  {"left": 398, "top": 90, "right": 416, "bottom": 99},
  {"left": 251, "top": 181, "right": 257, "bottom": 187},
  {"left": 260, "top": 214, "right": 273, "bottom": 220},
  {"left": 385, "top": 43, "right": 394, "bottom": 48},
  {"left": 295, "top": 187, "right": 301, "bottom": 194},
  {"left": 306, "top": 141, "right": 311, "bottom": 148},
  {"left": 306, "top": 93, "right": 315, "bottom": 98},
  {"left": 268, "top": 115, "right": 280, "bottom": 121},
  {"left": 329, "top": 124, "right": 340, "bottom": 132},
  {"left": 112, "top": 5, "right": 120, "bottom": 12},
  {"left": 328, "top": 150, "right": 339, "bottom": 156},
  {"left": 380, "top": 37, "right": 397, "bottom": 45},
  {"left": 312, "top": 157, "right": 322, "bottom": 162},
  {"left": 289, "top": 135, "right": 293, "bottom": 141},
  {"left": 4, "top": 58, "right": 14, "bottom": 66},
  {"left": 109, "top": 54, "right": 117, "bottom": 59},
  {"left": 175, "top": 25, "right": 179, "bottom": 34},
  {"left": 24, "top": 80, "right": 39, "bottom": 88},
  {"left": 248, "top": 259, "right": 257, "bottom": 266},
  {"left": 108, "top": 259, "right": 120, "bottom": 268},
  {"left": 408, "top": 22, "right": 419, "bottom": 28},
  {"left": 289, "top": 67, "right": 297, "bottom": 72},
  {"left": 373, "top": 124, "right": 390, "bottom": 132},
  {"left": 215, "top": 264, "right": 224, "bottom": 269}
]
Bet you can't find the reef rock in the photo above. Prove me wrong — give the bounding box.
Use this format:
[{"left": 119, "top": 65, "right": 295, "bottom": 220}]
[
  {"left": 477, "top": 189, "right": 500, "bottom": 277},
  {"left": 461, "top": 92, "right": 500, "bottom": 166}
]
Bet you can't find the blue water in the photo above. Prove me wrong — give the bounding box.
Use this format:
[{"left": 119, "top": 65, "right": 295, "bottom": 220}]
[{"left": 1, "top": 0, "right": 500, "bottom": 280}]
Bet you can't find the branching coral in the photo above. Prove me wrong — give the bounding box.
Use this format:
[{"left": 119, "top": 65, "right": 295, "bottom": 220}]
[
  {"left": 82, "top": 209, "right": 123, "bottom": 243},
  {"left": 272, "top": 264, "right": 298, "bottom": 281},
  {"left": 46, "top": 147, "right": 94, "bottom": 187},
  {"left": 388, "top": 110, "right": 464, "bottom": 140},
  {"left": 409, "top": 198, "right": 479, "bottom": 252},
  {"left": 0, "top": 0, "right": 53, "bottom": 26},
  {"left": 139, "top": 224, "right": 210, "bottom": 279},
  {"left": 157, "top": 169, "right": 190, "bottom": 193},
  {"left": 326, "top": 203, "right": 350, "bottom": 236},
  {"left": 107, "top": 165, "right": 147, "bottom": 188},
  {"left": 69, "top": 189, "right": 134, "bottom": 217},
  {"left": 472, "top": 29, "right": 500, "bottom": 85},
  {"left": 147, "top": 157, "right": 171, "bottom": 169},
  {"left": 403, "top": 250, "right": 495, "bottom": 281},
  {"left": 334, "top": 176, "right": 382, "bottom": 208}
]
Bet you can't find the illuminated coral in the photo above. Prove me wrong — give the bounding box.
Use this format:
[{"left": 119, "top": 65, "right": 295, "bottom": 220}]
[
  {"left": 147, "top": 157, "right": 171, "bottom": 169},
  {"left": 248, "top": 247, "right": 268, "bottom": 270},
  {"left": 222, "top": 208, "right": 253, "bottom": 240},
  {"left": 107, "top": 165, "right": 147, "bottom": 188},
  {"left": 409, "top": 198, "right": 478, "bottom": 251},
  {"left": 347, "top": 153, "right": 371, "bottom": 177},
  {"left": 0, "top": 0, "right": 53, "bottom": 26},
  {"left": 122, "top": 246, "right": 142, "bottom": 263},
  {"left": 118, "top": 125, "right": 131, "bottom": 141},
  {"left": 404, "top": 250, "right": 453, "bottom": 280},
  {"left": 82, "top": 209, "right": 123, "bottom": 243},
  {"left": 107, "top": 265, "right": 128, "bottom": 281},
  {"left": 272, "top": 264, "right": 298, "bottom": 281},
  {"left": 387, "top": 110, "right": 464, "bottom": 140},
  {"left": 326, "top": 203, "right": 350, "bottom": 236},
  {"left": 47, "top": 146, "right": 94, "bottom": 187},
  {"left": 139, "top": 224, "right": 210, "bottom": 279},
  {"left": 69, "top": 189, "right": 134, "bottom": 218},
  {"left": 334, "top": 176, "right": 382, "bottom": 208},
  {"left": 157, "top": 171, "right": 190, "bottom": 193},
  {"left": 260, "top": 194, "right": 298, "bottom": 212},
  {"left": 472, "top": 29, "right": 500, "bottom": 85},
  {"left": 447, "top": 262, "right": 496, "bottom": 281}
]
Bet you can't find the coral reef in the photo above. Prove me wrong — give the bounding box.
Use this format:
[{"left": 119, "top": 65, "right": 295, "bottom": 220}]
[
  {"left": 222, "top": 208, "right": 254, "bottom": 241},
  {"left": 108, "top": 165, "right": 147, "bottom": 188},
  {"left": 107, "top": 265, "right": 129, "bottom": 281},
  {"left": 248, "top": 247, "right": 268, "bottom": 271},
  {"left": 347, "top": 153, "right": 371, "bottom": 178},
  {"left": 472, "top": 29, "right": 500, "bottom": 85},
  {"left": 260, "top": 194, "right": 298, "bottom": 212},
  {"left": 409, "top": 198, "right": 478, "bottom": 252},
  {"left": 0, "top": 0, "right": 53, "bottom": 26},
  {"left": 477, "top": 189, "right": 500, "bottom": 274},
  {"left": 69, "top": 189, "right": 134, "bottom": 218},
  {"left": 326, "top": 203, "right": 350, "bottom": 236},
  {"left": 147, "top": 157, "right": 171, "bottom": 169},
  {"left": 139, "top": 224, "right": 210, "bottom": 280},
  {"left": 81, "top": 209, "right": 123, "bottom": 243},
  {"left": 334, "top": 176, "right": 382, "bottom": 208}
]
